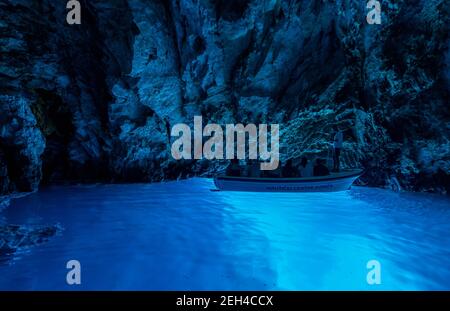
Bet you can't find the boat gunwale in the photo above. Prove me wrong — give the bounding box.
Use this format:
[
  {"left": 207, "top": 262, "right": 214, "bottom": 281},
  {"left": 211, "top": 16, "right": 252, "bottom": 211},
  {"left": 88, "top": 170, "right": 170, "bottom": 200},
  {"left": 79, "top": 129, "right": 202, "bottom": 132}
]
[{"left": 215, "top": 170, "right": 363, "bottom": 183}]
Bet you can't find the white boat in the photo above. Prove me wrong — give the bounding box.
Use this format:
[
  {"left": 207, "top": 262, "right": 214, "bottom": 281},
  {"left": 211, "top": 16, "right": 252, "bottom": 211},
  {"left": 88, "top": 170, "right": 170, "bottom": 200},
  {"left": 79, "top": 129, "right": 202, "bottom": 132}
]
[{"left": 213, "top": 169, "right": 363, "bottom": 192}]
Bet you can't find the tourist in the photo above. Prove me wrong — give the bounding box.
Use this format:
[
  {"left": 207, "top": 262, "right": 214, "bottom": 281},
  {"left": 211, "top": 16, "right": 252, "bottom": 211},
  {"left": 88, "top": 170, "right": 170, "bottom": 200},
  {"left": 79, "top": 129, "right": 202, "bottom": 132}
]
[
  {"left": 299, "top": 156, "right": 313, "bottom": 177},
  {"left": 282, "top": 159, "right": 299, "bottom": 178},
  {"left": 226, "top": 159, "right": 241, "bottom": 177},
  {"left": 313, "top": 158, "right": 330, "bottom": 176},
  {"left": 248, "top": 159, "right": 261, "bottom": 178},
  {"left": 332, "top": 125, "right": 343, "bottom": 172},
  {"left": 263, "top": 165, "right": 282, "bottom": 178}
]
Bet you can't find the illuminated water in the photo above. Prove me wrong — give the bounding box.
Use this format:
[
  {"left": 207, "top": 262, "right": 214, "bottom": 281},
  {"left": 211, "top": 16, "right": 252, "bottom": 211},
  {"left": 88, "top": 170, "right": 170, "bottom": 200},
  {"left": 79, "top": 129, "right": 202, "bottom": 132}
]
[{"left": 1, "top": 178, "right": 449, "bottom": 290}]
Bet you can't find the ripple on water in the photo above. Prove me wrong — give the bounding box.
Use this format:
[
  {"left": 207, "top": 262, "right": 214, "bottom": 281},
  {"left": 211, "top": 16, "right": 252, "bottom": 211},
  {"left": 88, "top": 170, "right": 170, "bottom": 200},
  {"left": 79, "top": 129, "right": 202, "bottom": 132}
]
[{"left": 0, "top": 179, "right": 449, "bottom": 290}]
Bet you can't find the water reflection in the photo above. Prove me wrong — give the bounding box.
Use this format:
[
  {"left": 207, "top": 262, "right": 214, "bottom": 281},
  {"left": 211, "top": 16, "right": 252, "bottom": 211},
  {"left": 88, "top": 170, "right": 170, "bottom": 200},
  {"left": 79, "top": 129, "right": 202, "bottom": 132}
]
[{"left": 0, "top": 179, "right": 449, "bottom": 290}]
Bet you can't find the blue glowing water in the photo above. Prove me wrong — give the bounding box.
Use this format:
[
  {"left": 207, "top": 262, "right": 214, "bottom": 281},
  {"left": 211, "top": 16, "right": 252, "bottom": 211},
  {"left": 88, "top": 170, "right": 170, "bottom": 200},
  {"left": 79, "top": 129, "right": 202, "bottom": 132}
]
[{"left": 1, "top": 178, "right": 449, "bottom": 290}]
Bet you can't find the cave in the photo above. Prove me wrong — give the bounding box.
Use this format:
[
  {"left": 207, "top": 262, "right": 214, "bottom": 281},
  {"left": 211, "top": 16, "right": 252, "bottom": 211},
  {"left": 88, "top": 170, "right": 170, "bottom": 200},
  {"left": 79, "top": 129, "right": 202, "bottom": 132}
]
[
  {"left": 214, "top": 0, "right": 250, "bottom": 21},
  {"left": 31, "top": 89, "right": 75, "bottom": 184},
  {"left": 0, "top": 0, "right": 449, "bottom": 294}
]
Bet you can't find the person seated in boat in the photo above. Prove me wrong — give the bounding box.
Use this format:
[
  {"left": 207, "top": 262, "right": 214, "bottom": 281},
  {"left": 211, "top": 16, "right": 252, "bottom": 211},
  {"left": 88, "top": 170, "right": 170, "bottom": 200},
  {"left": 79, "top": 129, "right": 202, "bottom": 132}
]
[
  {"left": 332, "top": 125, "right": 344, "bottom": 172},
  {"left": 261, "top": 162, "right": 282, "bottom": 178},
  {"left": 245, "top": 159, "right": 261, "bottom": 178},
  {"left": 313, "top": 158, "right": 330, "bottom": 176},
  {"left": 226, "top": 159, "right": 242, "bottom": 177},
  {"left": 282, "top": 159, "right": 299, "bottom": 178},
  {"left": 299, "top": 156, "right": 313, "bottom": 178}
]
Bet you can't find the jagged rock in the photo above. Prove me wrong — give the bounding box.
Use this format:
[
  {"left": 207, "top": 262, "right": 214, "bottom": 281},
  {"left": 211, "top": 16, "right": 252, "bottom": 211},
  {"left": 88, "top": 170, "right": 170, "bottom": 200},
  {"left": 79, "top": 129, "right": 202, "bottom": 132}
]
[
  {"left": 0, "top": 224, "right": 62, "bottom": 258},
  {"left": 0, "top": 95, "right": 45, "bottom": 192},
  {"left": 0, "top": 197, "right": 9, "bottom": 212},
  {"left": 0, "top": 150, "right": 9, "bottom": 194},
  {"left": 0, "top": 0, "right": 448, "bottom": 194}
]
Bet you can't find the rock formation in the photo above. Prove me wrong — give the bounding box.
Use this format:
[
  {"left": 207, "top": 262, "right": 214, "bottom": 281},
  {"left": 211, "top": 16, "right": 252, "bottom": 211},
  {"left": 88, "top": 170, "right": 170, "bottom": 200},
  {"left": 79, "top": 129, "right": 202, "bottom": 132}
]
[
  {"left": 1, "top": 0, "right": 448, "bottom": 194},
  {"left": 0, "top": 224, "right": 62, "bottom": 261}
]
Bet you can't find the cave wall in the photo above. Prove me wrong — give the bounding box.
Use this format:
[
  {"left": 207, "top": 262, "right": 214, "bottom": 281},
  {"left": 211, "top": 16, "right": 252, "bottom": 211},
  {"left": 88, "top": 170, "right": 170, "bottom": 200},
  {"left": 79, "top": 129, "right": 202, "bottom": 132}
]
[{"left": 0, "top": 0, "right": 449, "bottom": 194}]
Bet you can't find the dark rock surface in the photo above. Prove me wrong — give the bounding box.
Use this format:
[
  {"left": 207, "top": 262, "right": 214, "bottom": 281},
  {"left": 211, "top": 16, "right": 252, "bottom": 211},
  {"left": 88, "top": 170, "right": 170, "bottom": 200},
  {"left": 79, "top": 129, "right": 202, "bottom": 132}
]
[
  {"left": 0, "top": 224, "right": 62, "bottom": 260},
  {"left": 0, "top": 196, "right": 9, "bottom": 211},
  {"left": 0, "top": 0, "right": 449, "bottom": 194}
]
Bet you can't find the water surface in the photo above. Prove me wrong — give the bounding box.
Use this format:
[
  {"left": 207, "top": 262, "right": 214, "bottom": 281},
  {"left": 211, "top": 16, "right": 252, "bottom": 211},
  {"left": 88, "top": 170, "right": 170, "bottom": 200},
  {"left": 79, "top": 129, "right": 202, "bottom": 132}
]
[{"left": 1, "top": 178, "right": 449, "bottom": 290}]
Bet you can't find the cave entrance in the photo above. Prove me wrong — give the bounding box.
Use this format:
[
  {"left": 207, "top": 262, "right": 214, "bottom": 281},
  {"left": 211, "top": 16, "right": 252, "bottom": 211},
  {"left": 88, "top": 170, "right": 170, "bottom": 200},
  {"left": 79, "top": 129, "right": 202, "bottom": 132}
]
[{"left": 31, "top": 89, "right": 75, "bottom": 184}]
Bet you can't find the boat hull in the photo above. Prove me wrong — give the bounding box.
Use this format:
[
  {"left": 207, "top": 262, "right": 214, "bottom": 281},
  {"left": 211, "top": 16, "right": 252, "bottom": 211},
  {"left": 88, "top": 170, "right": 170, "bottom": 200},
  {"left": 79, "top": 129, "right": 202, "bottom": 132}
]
[{"left": 213, "top": 170, "right": 362, "bottom": 193}]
